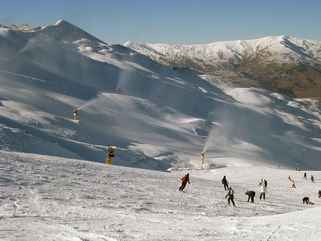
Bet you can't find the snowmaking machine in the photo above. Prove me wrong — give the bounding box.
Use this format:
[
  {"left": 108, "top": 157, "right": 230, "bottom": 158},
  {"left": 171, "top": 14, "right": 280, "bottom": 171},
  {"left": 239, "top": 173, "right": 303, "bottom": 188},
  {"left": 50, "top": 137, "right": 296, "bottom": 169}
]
[
  {"left": 106, "top": 145, "right": 116, "bottom": 165},
  {"left": 72, "top": 109, "right": 80, "bottom": 123}
]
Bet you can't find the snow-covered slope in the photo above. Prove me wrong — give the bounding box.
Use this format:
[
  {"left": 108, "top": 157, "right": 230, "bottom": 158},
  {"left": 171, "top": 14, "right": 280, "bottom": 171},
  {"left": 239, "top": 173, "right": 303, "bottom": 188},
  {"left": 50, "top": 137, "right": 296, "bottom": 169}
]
[
  {"left": 125, "top": 35, "right": 321, "bottom": 67},
  {"left": 0, "top": 20, "right": 224, "bottom": 169},
  {"left": 0, "top": 20, "right": 320, "bottom": 169},
  {"left": 1, "top": 151, "right": 321, "bottom": 241}
]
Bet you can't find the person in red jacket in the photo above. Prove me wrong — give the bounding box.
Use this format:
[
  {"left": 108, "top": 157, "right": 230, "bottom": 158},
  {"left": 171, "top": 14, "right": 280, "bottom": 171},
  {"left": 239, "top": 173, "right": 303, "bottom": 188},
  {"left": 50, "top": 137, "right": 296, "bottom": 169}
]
[{"left": 179, "top": 173, "right": 190, "bottom": 191}]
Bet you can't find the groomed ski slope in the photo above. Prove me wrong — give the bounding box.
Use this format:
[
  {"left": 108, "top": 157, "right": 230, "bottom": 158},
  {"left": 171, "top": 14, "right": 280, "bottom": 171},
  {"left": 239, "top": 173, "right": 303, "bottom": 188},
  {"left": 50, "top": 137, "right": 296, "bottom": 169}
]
[{"left": 1, "top": 151, "right": 321, "bottom": 241}]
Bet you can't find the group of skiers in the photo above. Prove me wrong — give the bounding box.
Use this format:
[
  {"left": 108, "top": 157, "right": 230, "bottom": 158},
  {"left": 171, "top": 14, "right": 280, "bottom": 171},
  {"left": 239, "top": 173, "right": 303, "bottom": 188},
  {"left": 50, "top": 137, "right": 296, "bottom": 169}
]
[
  {"left": 178, "top": 172, "right": 320, "bottom": 207},
  {"left": 220, "top": 175, "right": 236, "bottom": 206},
  {"left": 243, "top": 178, "right": 268, "bottom": 204},
  {"left": 301, "top": 172, "right": 319, "bottom": 205},
  {"left": 178, "top": 174, "right": 268, "bottom": 207},
  {"left": 303, "top": 172, "right": 314, "bottom": 182}
]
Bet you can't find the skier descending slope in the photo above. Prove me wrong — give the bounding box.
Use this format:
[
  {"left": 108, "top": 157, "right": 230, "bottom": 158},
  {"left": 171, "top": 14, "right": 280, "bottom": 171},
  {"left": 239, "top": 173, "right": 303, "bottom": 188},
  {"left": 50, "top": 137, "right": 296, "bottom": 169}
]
[
  {"left": 225, "top": 187, "right": 236, "bottom": 207},
  {"left": 221, "top": 176, "right": 229, "bottom": 190},
  {"left": 179, "top": 173, "right": 190, "bottom": 192},
  {"left": 311, "top": 175, "right": 315, "bottom": 183}
]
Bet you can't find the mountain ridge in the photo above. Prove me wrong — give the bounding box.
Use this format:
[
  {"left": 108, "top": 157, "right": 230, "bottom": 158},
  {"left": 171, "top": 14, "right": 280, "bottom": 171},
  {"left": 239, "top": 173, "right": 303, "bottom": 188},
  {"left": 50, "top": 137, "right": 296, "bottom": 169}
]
[
  {"left": 124, "top": 35, "right": 321, "bottom": 63},
  {"left": 125, "top": 35, "right": 321, "bottom": 98}
]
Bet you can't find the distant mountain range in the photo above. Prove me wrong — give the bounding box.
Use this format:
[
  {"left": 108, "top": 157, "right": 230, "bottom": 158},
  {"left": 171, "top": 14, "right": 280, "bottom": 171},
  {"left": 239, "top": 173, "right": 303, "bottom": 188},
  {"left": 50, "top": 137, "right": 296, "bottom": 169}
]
[{"left": 125, "top": 36, "right": 321, "bottom": 98}]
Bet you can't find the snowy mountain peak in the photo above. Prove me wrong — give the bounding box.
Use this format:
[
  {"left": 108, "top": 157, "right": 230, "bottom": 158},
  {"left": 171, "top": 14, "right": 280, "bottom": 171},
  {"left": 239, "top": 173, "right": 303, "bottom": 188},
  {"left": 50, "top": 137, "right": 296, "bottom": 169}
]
[
  {"left": 0, "top": 19, "right": 102, "bottom": 45},
  {"left": 50, "top": 19, "right": 83, "bottom": 32},
  {"left": 31, "top": 19, "right": 105, "bottom": 44},
  {"left": 126, "top": 35, "right": 321, "bottom": 69},
  {"left": 54, "top": 19, "right": 68, "bottom": 26},
  {"left": 123, "top": 40, "right": 133, "bottom": 46}
]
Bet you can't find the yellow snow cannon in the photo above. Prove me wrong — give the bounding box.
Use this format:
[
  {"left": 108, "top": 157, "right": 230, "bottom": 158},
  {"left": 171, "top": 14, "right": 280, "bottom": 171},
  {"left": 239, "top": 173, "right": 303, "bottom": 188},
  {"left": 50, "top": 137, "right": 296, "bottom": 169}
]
[{"left": 106, "top": 145, "right": 116, "bottom": 165}]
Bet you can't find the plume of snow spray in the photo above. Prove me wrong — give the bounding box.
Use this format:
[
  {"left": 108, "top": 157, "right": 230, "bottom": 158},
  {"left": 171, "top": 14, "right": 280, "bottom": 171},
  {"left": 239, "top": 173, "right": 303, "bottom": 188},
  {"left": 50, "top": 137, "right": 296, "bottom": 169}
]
[
  {"left": 202, "top": 122, "right": 223, "bottom": 154},
  {"left": 115, "top": 68, "right": 133, "bottom": 94},
  {"left": 77, "top": 93, "right": 103, "bottom": 110},
  {"left": 76, "top": 68, "right": 133, "bottom": 111}
]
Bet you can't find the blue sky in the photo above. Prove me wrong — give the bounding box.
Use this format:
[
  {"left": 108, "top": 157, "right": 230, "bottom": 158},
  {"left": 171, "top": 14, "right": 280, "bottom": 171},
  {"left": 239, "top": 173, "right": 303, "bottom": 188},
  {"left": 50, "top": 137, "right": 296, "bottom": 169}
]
[{"left": 1, "top": 0, "right": 321, "bottom": 43}]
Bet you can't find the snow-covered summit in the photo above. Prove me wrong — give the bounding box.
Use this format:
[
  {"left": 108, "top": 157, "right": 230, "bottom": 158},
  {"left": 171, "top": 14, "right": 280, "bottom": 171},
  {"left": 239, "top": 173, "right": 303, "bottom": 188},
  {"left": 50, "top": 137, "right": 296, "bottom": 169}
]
[
  {"left": 54, "top": 19, "right": 67, "bottom": 26},
  {"left": 0, "top": 18, "right": 104, "bottom": 45},
  {"left": 125, "top": 35, "right": 321, "bottom": 66}
]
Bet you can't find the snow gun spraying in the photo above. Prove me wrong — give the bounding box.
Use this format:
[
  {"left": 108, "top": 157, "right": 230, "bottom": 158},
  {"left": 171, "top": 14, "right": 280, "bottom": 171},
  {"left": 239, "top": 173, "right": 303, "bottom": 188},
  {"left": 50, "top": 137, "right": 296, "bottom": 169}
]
[
  {"left": 201, "top": 151, "right": 207, "bottom": 169},
  {"left": 72, "top": 108, "right": 80, "bottom": 123},
  {"left": 71, "top": 93, "right": 104, "bottom": 123},
  {"left": 200, "top": 121, "right": 223, "bottom": 169}
]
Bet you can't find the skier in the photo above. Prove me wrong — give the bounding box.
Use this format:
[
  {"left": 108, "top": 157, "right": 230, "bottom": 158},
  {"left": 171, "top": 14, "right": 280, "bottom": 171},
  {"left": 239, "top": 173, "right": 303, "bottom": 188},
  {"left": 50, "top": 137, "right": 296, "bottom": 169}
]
[
  {"left": 221, "top": 176, "right": 229, "bottom": 190},
  {"left": 179, "top": 173, "right": 190, "bottom": 192},
  {"left": 288, "top": 176, "right": 296, "bottom": 188},
  {"left": 264, "top": 179, "right": 268, "bottom": 188},
  {"left": 259, "top": 182, "right": 267, "bottom": 200},
  {"left": 303, "top": 196, "right": 310, "bottom": 204},
  {"left": 259, "top": 178, "right": 268, "bottom": 187},
  {"left": 245, "top": 190, "right": 255, "bottom": 203},
  {"left": 318, "top": 190, "right": 321, "bottom": 198},
  {"left": 304, "top": 172, "right": 307, "bottom": 179},
  {"left": 303, "top": 196, "right": 314, "bottom": 205},
  {"left": 311, "top": 175, "right": 314, "bottom": 183},
  {"left": 225, "top": 187, "right": 236, "bottom": 207}
]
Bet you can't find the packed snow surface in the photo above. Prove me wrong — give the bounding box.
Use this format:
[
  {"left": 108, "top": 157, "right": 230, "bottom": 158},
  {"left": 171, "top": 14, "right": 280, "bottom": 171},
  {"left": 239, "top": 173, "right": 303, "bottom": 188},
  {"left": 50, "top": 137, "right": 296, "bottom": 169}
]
[{"left": 1, "top": 151, "right": 321, "bottom": 241}]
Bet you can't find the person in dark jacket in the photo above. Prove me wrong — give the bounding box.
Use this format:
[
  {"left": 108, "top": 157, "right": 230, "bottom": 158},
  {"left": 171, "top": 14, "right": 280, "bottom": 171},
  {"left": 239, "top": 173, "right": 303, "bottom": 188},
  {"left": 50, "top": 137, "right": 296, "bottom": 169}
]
[
  {"left": 225, "top": 187, "right": 236, "bottom": 207},
  {"left": 221, "top": 176, "right": 229, "bottom": 190},
  {"left": 179, "top": 173, "right": 190, "bottom": 191},
  {"left": 264, "top": 179, "right": 268, "bottom": 188},
  {"left": 259, "top": 184, "right": 267, "bottom": 200},
  {"left": 245, "top": 190, "right": 256, "bottom": 203},
  {"left": 303, "top": 196, "right": 314, "bottom": 205}
]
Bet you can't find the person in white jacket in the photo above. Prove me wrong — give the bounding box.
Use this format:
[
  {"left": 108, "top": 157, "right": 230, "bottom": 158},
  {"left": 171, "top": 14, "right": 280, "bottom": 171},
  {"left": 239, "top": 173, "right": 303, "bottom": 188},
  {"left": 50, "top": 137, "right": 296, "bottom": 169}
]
[{"left": 259, "top": 181, "right": 267, "bottom": 200}]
